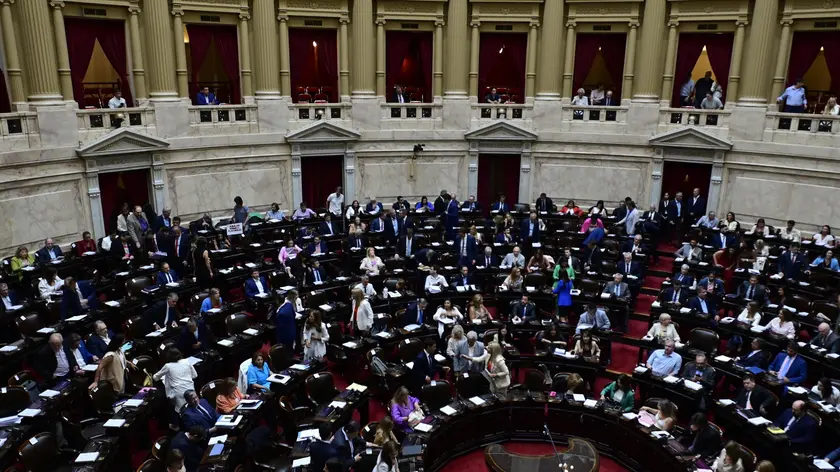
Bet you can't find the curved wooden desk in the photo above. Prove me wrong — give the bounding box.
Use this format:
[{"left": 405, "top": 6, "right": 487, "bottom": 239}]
[{"left": 484, "top": 438, "right": 599, "bottom": 472}]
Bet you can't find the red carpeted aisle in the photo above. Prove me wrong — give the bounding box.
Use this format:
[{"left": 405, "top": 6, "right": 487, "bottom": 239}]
[{"left": 439, "top": 442, "right": 630, "bottom": 472}]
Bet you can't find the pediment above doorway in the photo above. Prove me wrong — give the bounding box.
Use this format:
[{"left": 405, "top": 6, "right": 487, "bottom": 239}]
[
  {"left": 285, "top": 121, "right": 361, "bottom": 144},
  {"left": 465, "top": 121, "right": 538, "bottom": 142},
  {"left": 648, "top": 127, "right": 733, "bottom": 151},
  {"left": 76, "top": 128, "right": 170, "bottom": 159}
]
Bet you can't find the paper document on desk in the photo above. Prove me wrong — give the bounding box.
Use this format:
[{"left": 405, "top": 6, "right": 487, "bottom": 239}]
[
  {"left": 146, "top": 329, "right": 166, "bottom": 338},
  {"left": 186, "top": 356, "right": 202, "bottom": 366},
  {"left": 683, "top": 380, "right": 703, "bottom": 391},
  {"left": 0, "top": 416, "right": 20, "bottom": 427},
  {"left": 75, "top": 452, "right": 99, "bottom": 463},
  {"left": 403, "top": 324, "right": 421, "bottom": 331},
  {"left": 787, "top": 386, "right": 808, "bottom": 395},
  {"left": 717, "top": 399, "right": 734, "bottom": 407},
  {"left": 414, "top": 422, "right": 433, "bottom": 432},
  {"left": 651, "top": 301, "right": 661, "bottom": 308},
  {"left": 319, "top": 304, "right": 333, "bottom": 312},
  {"left": 209, "top": 434, "right": 228, "bottom": 445},
  {"left": 663, "top": 376, "right": 680, "bottom": 384},
  {"left": 297, "top": 429, "right": 321, "bottom": 441},
  {"left": 440, "top": 406, "right": 457, "bottom": 416},
  {"left": 719, "top": 317, "right": 735, "bottom": 324},
  {"left": 572, "top": 394, "right": 586, "bottom": 402},
  {"left": 290, "top": 364, "right": 310, "bottom": 371},
  {"left": 293, "top": 457, "right": 312, "bottom": 467},
  {"left": 105, "top": 300, "right": 121, "bottom": 307},
  {"left": 342, "top": 341, "right": 358, "bottom": 349},
  {"left": 215, "top": 415, "right": 243, "bottom": 427},
  {"left": 746, "top": 416, "right": 771, "bottom": 426},
  {"left": 329, "top": 401, "right": 347, "bottom": 409},
  {"left": 469, "top": 396, "right": 485, "bottom": 406},
  {"left": 39, "top": 390, "right": 60, "bottom": 398},
  {"left": 268, "top": 374, "right": 291, "bottom": 384},
  {"left": 347, "top": 383, "right": 368, "bottom": 392},
  {"left": 814, "top": 459, "right": 835, "bottom": 470},
  {"left": 584, "top": 399, "right": 598, "bottom": 408},
  {"left": 650, "top": 431, "right": 672, "bottom": 440},
  {"left": 622, "top": 412, "right": 637, "bottom": 420},
  {"left": 66, "top": 315, "right": 87, "bottom": 322},
  {"left": 456, "top": 286, "right": 466, "bottom": 293},
  {"left": 434, "top": 354, "right": 446, "bottom": 363},
  {"left": 18, "top": 409, "right": 40, "bottom": 417},
  {"left": 374, "top": 331, "right": 393, "bottom": 339},
  {"left": 104, "top": 419, "right": 126, "bottom": 428},
  {"left": 83, "top": 364, "right": 98, "bottom": 372},
  {"left": 217, "top": 339, "right": 234, "bottom": 347},
  {"left": 123, "top": 399, "right": 144, "bottom": 407},
  {"left": 243, "top": 328, "right": 259, "bottom": 336},
  {"left": 428, "top": 286, "right": 441, "bottom": 293},
  {"left": 633, "top": 366, "right": 649, "bottom": 374}
]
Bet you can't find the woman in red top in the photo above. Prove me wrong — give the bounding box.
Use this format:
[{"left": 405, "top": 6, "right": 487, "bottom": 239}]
[
  {"left": 560, "top": 200, "right": 584, "bottom": 217},
  {"left": 75, "top": 231, "right": 98, "bottom": 256},
  {"left": 713, "top": 246, "right": 738, "bottom": 291}
]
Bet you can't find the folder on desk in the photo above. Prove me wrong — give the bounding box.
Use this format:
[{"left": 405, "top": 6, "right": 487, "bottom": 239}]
[{"left": 215, "top": 415, "right": 243, "bottom": 427}]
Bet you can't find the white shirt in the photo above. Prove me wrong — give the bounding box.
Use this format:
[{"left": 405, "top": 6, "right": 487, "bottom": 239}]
[
  {"left": 826, "top": 104, "right": 840, "bottom": 115},
  {"left": 354, "top": 283, "right": 377, "bottom": 298},
  {"left": 425, "top": 274, "right": 447, "bottom": 290},
  {"left": 571, "top": 95, "right": 589, "bottom": 106},
  {"left": 108, "top": 96, "right": 127, "bottom": 109},
  {"left": 38, "top": 277, "right": 64, "bottom": 300},
  {"left": 54, "top": 348, "right": 70, "bottom": 377},
  {"left": 253, "top": 278, "right": 265, "bottom": 294},
  {"left": 72, "top": 348, "right": 87, "bottom": 368},
  {"left": 766, "top": 317, "right": 795, "bottom": 339},
  {"left": 814, "top": 233, "right": 835, "bottom": 247},
  {"left": 327, "top": 193, "right": 344, "bottom": 215},
  {"left": 736, "top": 309, "right": 762, "bottom": 327},
  {"left": 590, "top": 89, "right": 605, "bottom": 104},
  {"left": 152, "top": 360, "right": 198, "bottom": 406},
  {"left": 101, "top": 236, "right": 112, "bottom": 251}
]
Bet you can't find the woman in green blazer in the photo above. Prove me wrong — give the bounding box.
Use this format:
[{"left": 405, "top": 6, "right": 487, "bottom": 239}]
[
  {"left": 10, "top": 246, "right": 35, "bottom": 281},
  {"left": 600, "top": 373, "right": 635, "bottom": 412}
]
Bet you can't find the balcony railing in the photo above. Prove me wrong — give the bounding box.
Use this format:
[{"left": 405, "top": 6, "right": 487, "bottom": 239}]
[
  {"left": 381, "top": 103, "right": 441, "bottom": 120},
  {"left": 188, "top": 105, "right": 257, "bottom": 126},
  {"left": 562, "top": 105, "right": 628, "bottom": 123},
  {"left": 289, "top": 103, "right": 349, "bottom": 121},
  {"left": 0, "top": 112, "right": 37, "bottom": 137},
  {"left": 660, "top": 108, "right": 730, "bottom": 128},
  {"left": 767, "top": 112, "right": 840, "bottom": 134},
  {"left": 77, "top": 107, "right": 155, "bottom": 131},
  {"left": 471, "top": 103, "right": 533, "bottom": 121}
]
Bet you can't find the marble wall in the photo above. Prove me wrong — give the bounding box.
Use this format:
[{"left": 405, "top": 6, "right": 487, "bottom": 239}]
[
  {"left": 531, "top": 156, "right": 650, "bottom": 208},
  {"left": 356, "top": 155, "right": 466, "bottom": 203}
]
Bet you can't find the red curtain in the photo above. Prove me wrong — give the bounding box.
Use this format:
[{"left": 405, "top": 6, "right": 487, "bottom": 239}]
[
  {"left": 478, "top": 33, "right": 527, "bottom": 103},
  {"left": 214, "top": 27, "right": 242, "bottom": 104},
  {"left": 704, "top": 34, "right": 733, "bottom": 102},
  {"left": 289, "top": 28, "right": 339, "bottom": 102},
  {"left": 477, "top": 154, "right": 521, "bottom": 214},
  {"left": 661, "top": 161, "right": 712, "bottom": 201},
  {"left": 787, "top": 32, "right": 825, "bottom": 88},
  {"left": 301, "top": 155, "right": 343, "bottom": 209},
  {"left": 670, "top": 35, "right": 708, "bottom": 106},
  {"left": 186, "top": 25, "right": 214, "bottom": 101},
  {"left": 385, "top": 31, "right": 433, "bottom": 102},
  {"left": 573, "top": 34, "right": 626, "bottom": 100},
  {"left": 824, "top": 35, "right": 840, "bottom": 95},
  {"left": 185, "top": 25, "right": 241, "bottom": 104},
  {"left": 0, "top": 70, "right": 9, "bottom": 113},
  {"left": 65, "top": 19, "right": 133, "bottom": 108}
]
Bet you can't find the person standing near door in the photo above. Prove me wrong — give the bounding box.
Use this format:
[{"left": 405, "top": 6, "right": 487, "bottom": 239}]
[{"left": 688, "top": 188, "right": 707, "bottom": 225}]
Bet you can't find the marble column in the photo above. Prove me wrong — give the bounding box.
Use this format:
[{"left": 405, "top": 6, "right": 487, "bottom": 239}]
[
  {"left": 49, "top": 1, "right": 73, "bottom": 102},
  {"left": 17, "top": 0, "right": 62, "bottom": 103},
  {"left": 142, "top": 0, "right": 178, "bottom": 100},
  {"left": 339, "top": 18, "right": 350, "bottom": 99},
  {"left": 770, "top": 19, "right": 793, "bottom": 103},
  {"left": 622, "top": 22, "right": 638, "bottom": 102},
  {"left": 726, "top": 20, "right": 747, "bottom": 106},
  {"left": 525, "top": 22, "right": 538, "bottom": 99},
  {"left": 632, "top": 0, "right": 666, "bottom": 100},
  {"left": 172, "top": 7, "right": 189, "bottom": 99},
  {"left": 659, "top": 21, "right": 678, "bottom": 104},
  {"left": 252, "top": 0, "right": 280, "bottom": 97},
  {"left": 128, "top": 2, "right": 147, "bottom": 101},
  {"left": 561, "top": 22, "right": 575, "bottom": 98},
  {"left": 468, "top": 22, "right": 479, "bottom": 98},
  {"left": 433, "top": 20, "right": 444, "bottom": 98},
  {"left": 535, "top": 0, "right": 564, "bottom": 99},
  {"left": 238, "top": 10, "right": 253, "bottom": 100},
  {"left": 444, "top": 0, "right": 469, "bottom": 96},
  {"left": 0, "top": 0, "right": 26, "bottom": 107},
  {"left": 738, "top": 0, "right": 778, "bottom": 104},
  {"left": 351, "top": 0, "right": 375, "bottom": 95},
  {"left": 375, "top": 19, "right": 386, "bottom": 97},
  {"left": 278, "top": 14, "right": 291, "bottom": 97}
]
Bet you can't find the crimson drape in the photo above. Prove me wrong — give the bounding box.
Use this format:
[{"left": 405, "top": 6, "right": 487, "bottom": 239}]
[
  {"left": 477, "top": 154, "right": 521, "bottom": 214},
  {"left": 214, "top": 27, "right": 242, "bottom": 104},
  {"left": 0, "top": 70, "right": 10, "bottom": 113},
  {"left": 186, "top": 25, "right": 214, "bottom": 101},
  {"left": 301, "top": 155, "right": 343, "bottom": 209},
  {"left": 478, "top": 33, "right": 527, "bottom": 103},
  {"left": 573, "top": 33, "right": 626, "bottom": 100},
  {"left": 289, "top": 28, "right": 339, "bottom": 102},
  {"left": 787, "top": 31, "right": 840, "bottom": 96},
  {"left": 670, "top": 35, "right": 708, "bottom": 106},
  {"left": 65, "top": 19, "right": 133, "bottom": 108},
  {"left": 704, "top": 34, "right": 733, "bottom": 102},
  {"left": 186, "top": 25, "right": 241, "bottom": 104},
  {"left": 824, "top": 35, "right": 840, "bottom": 95},
  {"left": 385, "top": 31, "right": 432, "bottom": 102}
]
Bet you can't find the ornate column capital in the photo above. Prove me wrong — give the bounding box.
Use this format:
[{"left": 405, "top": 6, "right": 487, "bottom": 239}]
[
  {"left": 736, "top": 19, "right": 748, "bottom": 27},
  {"left": 277, "top": 8, "right": 289, "bottom": 21},
  {"left": 239, "top": 10, "right": 251, "bottom": 21},
  {"left": 629, "top": 21, "right": 639, "bottom": 28},
  {"left": 779, "top": 18, "right": 793, "bottom": 27},
  {"left": 0, "top": 0, "right": 15, "bottom": 6},
  {"left": 375, "top": 18, "right": 386, "bottom": 26},
  {"left": 49, "top": 0, "right": 65, "bottom": 9},
  {"left": 129, "top": 4, "right": 141, "bottom": 15},
  {"left": 339, "top": 17, "right": 350, "bottom": 25},
  {"left": 667, "top": 20, "right": 678, "bottom": 28},
  {"left": 470, "top": 20, "right": 480, "bottom": 28},
  {"left": 435, "top": 19, "right": 445, "bottom": 27},
  {"left": 171, "top": 7, "right": 184, "bottom": 16},
  {"left": 566, "top": 21, "right": 576, "bottom": 29},
  {"left": 529, "top": 20, "right": 539, "bottom": 28}
]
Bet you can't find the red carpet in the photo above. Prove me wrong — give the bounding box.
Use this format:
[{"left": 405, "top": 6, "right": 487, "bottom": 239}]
[{"left": 439, "top": 441, "right": 630, "bottom": 472}]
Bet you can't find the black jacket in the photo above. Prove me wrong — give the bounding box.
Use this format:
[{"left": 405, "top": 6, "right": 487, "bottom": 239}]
[
  {"left": 735, "top": 385, "right": 775, "bottom": 413},
  {"left": 37, "top": 344, "right": 77, "bottom": 383}
]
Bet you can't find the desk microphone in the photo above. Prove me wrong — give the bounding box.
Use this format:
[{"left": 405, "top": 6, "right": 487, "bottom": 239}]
[{"left": 543, "top": 423, "right": 563, "bottom": 468}]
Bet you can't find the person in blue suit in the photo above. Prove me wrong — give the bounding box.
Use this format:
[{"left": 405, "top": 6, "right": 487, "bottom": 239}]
[
  {"left": 306, "top": 236, "right": 329, "bottom": 256},
  {"left": 244, "top": 269, "right": 269, "bottom": 299},
  {"left": 409, "top": 339, "right": 449, "bottom": 394},
  {"left": 688, "top": 287, "right": 717, "bottom": 319},
  {"left": 773, "top": 400, "right": 817, "bottom": 453},
  {"left": 711, "top": 231, "right": 736, "bottom": 250},
  {"left": 401, "top": 299, "right": 428, "bottom": 327},
  {"left": 736, "top": 338, "right": 771, "bottom": 370},
  {"left": 662, "top": 280, "right": 688, "bottom": 306},
  {"left": 697, "top": 272, "right": 725, "bottom": 296},
  {"left": 618, "top": 253, "right": 642, "bottom": 278},
  {"left": 274, "top": 290, "right": 298, "bottom": 348},
  {"left": 182, "top": 390, "right": 219, "bottom": 431},
  {"left": 454, "top": 228, "right": 477, "bottom": 268},
  {"left": 169, "top": 426, "right": 207, "bottom": 472},
  {"left": 156, "top": 262, "right": 180, "bottom": 285},
  {"left": 331, "top": 421, "right": 366, "bottom": 470},
  {"left": 768, "top": 342, "right": 808, "bottom": 386},
  {"left": 195, "top": 86, "right": 218, "bottom": 105},
  {"left": 490, "top": 194, "right": 509, "bottom": 214},
  {"left": 552, "top": 271, "right": 574, "bottom": 322},
  {"left": 177, "top": 317, "right": 211, "bottom": 357},
  {"left": 67, "top": 333, "right": 95, "bottom": 364},
  {"left": 460, "top": 195, "right": 482, "bottom": 213},
  {"left": 35, "top": 238, "right": 63, "bottom": 263},
  {"left": 0, "top": 283, "right": 21, "bottom": 313},
  {"left": 777, "top": 243, "right": 804, "bottom": 279},
  {"left": 365, "top": 197, "right": 384, "bottom": 214},
  {"left": 309, "top": 423, "right": 342, "bottom": 471},
  {"left": 520, "top": 212, "right": 541, "bottom": 244},
  {"left": 478, "top": 247, "right": 498, "bottom": 268},
  {"left": 85, "top": 321, "right": 114, "bottom": 359},
  {"left": 444, "top": 194, "right": 460, "bottom": 241}
]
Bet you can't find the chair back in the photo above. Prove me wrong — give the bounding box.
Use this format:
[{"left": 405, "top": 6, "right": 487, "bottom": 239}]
[
  {"left": 813, "top": 301, "right": 839, "bottom": 323},
  {"left": 128, "top": 355, "right": 157, "bottom": 390},
  {"left": 550, "top": 372, "right": 570, "bottom": 393},
  {"left": 455, "top": 372, "right": 490, "bottom": 399},
  {"left": 0, "top": 386, "right": 32, "bottom": 416},
  {"left": 15, "top": 313, "right": 44, "bottom": 338},
  {"left": 126, "top": 315, "right": 150, "bottom": 339},
  {"left": 524, "top": 273, "right": 546, "bottom": 288},
  {"left": 201, "top": 379, "right": 225, "bottom": 409},
  {"left": 268, "top": 344, "right": 292, "bottom": 372},
  {"left": 151, "top": 436, "right": 171, "bottom": 460},
  {"left": 191, "top": 292, "right": 209, "bottom": 314},
  {"left": 524, "top": 370, "right": 546, "bottom": 392},
  {"left": 362, "top": 421, "right": 378, "bottom": 443},
  {"left": 305, "top": 372, "right": 339, "bottom": 405},
  {"left": 688, "top": 327, "right": 720, "bottom": 354},
  {"left": 483, "top": 329, "right": 499, "bottom": 345},
  {"left": 398, "top": 338, "right": 423, "bottom": 363},
  {"left": 89, "top": 381, "right": 118, "bottom": 415},
  {"left": 8, "top": 370, "right": 35, "bottom": 387},
  {"left": 734, "top": 443, "right": 756, "bottom": 472},
  {"left": 125, "top": 277, "right": 153, "bottom": 298},
  {"left": 137, "top": 458, "right": 165, "bottom": 472},
  {"left": 788, "top": 294, "right": 811, "bottom": 313},
  {"left": 420, "top": 379, "right": 452, "bottom": 410},
  {"left": 578, "top": 279, "right": 601, "bottom": 295},
  {"left": 225, "top": 312, "right": 250, "bottom": 336},
  {"left": 18, "top": 432, "right": 60, "bottom": 472}
]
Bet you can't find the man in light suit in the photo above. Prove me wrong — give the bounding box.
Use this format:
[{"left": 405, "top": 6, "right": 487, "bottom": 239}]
[
  {"left": 454, "top": 331, "right": 486, "bottom": 374},
  {"left": 675, "top": 238, "right": 703, "bottom": 262},
  {"left": 511, "top": 294, "right": 536, "bottom": 322},
  {"left": 244, "top": 269, "right": 269, "bottom": 299},
  {"left": 520, "top": 212, "right": 541, "bottom": 244},
  {"left": 736, "top": 275, "right": 768, "bottom": 306},
  {"left": 602, "top": 273, "right": 629, "bottom": 300},
  {"left": 500, "top": 247, "right": 525, "bottom": 269},
  {"left": 454, "top": 228, "right": 477, "bottom": 268},
  {"left": 35, "top": 238, "right": 63, "bottom": 262},
  {"left": 687, "top": 188, "right": 706, "bottom": 224},
  {"left": 768, "top": 342, "right": 808, "bottom": 386},
  {"left": 195, "top": 86, "right": 218, "bottom": 105},
  {"left": 680, "top": 353, "right": 716, "bottom": 387},
  {"left": 812, "top": 322, "right": 840, "bottom": 354},
  {"left": 576, "top": 304, "right": 611, "bottom": 333},
  {"left": 127, "top": 205, "right": 151, "bottom": 250}
]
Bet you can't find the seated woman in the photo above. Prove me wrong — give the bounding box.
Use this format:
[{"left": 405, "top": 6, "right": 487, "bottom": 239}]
[
  {"left": 537, "top": 324, "right": 566, "bottom": 349},
  {"left": 565, "top": 373, "right": 588, "bottom": 396},
  {"left": 559, "top": 200, "right": 584, "bottom": 217},
  {"left": 812, "top": 377, "right": 840, "bottom": 406},
  {"left": 446, "top": 325, "right": 465, "bottom": 357},
  {"left": 641, "top": 399, "right": 677, "bottom": 432},
  {"left": 735, "top": 301, "right": 763, "bottom": 327},
  {"left": 527, "top": 249, "right": 554, "bottom": 273},
  {"left": 349, "top": 215, "right": 367, "bottom": 234},
  {"left": 469, "top": 225, "right": 483, "bottom": 245},
  {"left": 501, "top": 267, "right": 524, "bottom": 291},
  {"left": 373, "top": 416, "right": 399, "bottom": 446},
  {"left": 200, "top": 288, "right": 224, "bottom": 313},
  {"left": 38, "top": 267, "right": 64, "bottom": 300},
  {"left": 246, "top": 351, "right": 272, "bottom": 393},
  {"left": 278, "top": 239, "right": 302, "bottom": 273},
  {"left": 810, "top": 249, "right": 840, "bottom": 272},
  {"left": 813, "top": 225, "right": 835, "bottom": 248},
  {"left": 600, "top": 374, "right": 635, "bottom": 412},
  {"left": 10, "top": 246, "right": 35, "bottom": 281},
  {"left": 711, "top": 441, "right": 745, "bottom": 472},
  {"left": 468, "top": 294, "right": 492, "bottom": 322},
  {"left": 215, "top": 378, "right": 245, "bottom": 414},
  {"left": 432, "top": 300, "right": 463, "bottom": 338},
  {"left": 415, "top": 196, "right": 433, "bottom": 212},
  {"left": 573, "top": 330, "right": 600, "bottom": 362},
  {"left": 360, "top": 247, "right": 385, "bottom": 276},
  {"left": 647, "top": 313, "right": 681, "bottom": 342},
  {"left": 345, "top": 200, "right": 361, "bottom": 221},
  {"left": 680, "top": 413, "right": 721, "bottom": 458},
  {"left": 748, "top": 218, "right": 770, "bottom": 237},
  {"left": 589, "top": 201, "right": 606, "bottom": 217},
  {"left": 720, "top": 212, "right": 739, "bottom": 234},
  {"left": 764, "top": 311, "right": 795, "bottom": 339},
  {"left": 389, "top": 387, "right": 423, "bottom": 435}
]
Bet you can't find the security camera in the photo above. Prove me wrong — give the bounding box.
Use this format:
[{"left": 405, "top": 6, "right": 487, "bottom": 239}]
[{"left": 413, "top": 144, "right": 425, "bottom": 153}]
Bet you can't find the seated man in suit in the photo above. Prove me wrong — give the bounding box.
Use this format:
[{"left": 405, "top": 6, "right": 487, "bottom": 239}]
[
  {"left": 711, "top": 230, "right": 736, "bottom": 250},
  {"left": 451, "top": 266, "right": 473, "bottom": 290},
  {"left": 392, "top": 85, "right": 408, "bottom": 103},
  {"left": 397, "top": 228, "right": 420, "bottom": 267},
  {"left": 86, "top": 321, "right": 113, "bottom": 360},
  {"left": 495, "top": 227, "right": 515, "bottom": 245},
  {"left": 777, "top": 243, "right": 804, "bottom": 280},
  {"left": 735, "top": 274, "right": 768, "bottom": 306},
  {"left": 662, "top": 280, "right": 687, "bottom": 306},
  {"left": 768, "top": 341, "right": 808, "bottom": 386},
  {"left": 520, "top": 212, "right": 541, "bottom": 244},
  {"left": 410, "top": 339, "right": 449, "bottom": 392},
  {"left": 670, "top": 264, "right": 695, "bottom": 288},
  {"left": 490, "top": 194, "right": 509, "bottom": 214},
  {"left": 393, "top": 196, "right": 411, "bottom": 212},
  {"left": 244, "top": 269, "right": 269, "bottom": 299},
  {"left": 402, "top": 298, "right": 428, "bottom": 327},
  {"left": 735, "top": 373, "right": 775, "bottom": 415},
  {"left": 347, "top": 230, "right": 366, "bottom": 253},
  {"left": 602, "top": 273, "right": 629, "bottom": 301},
  {"left": 307, "top": 260, "right": 329, "bottom": 286},
  {"left": 535, "top": 193, "right": 553, "bottom": 213},
  {"left": 478, "top": 246, "right": 498, "bottom": 268},
  {"left": 696, "top": 211, "right": 720, "bottom": 229},
  {"left": 331, "top": 421, "right": 366, "bottom": 470},
  {"left": 501, "top": 246, "right": 525, "bottom": 269},
  {"left": 169, "top": 426, "right": 207, "bottom": 472},
  {"left": 618, "top": 252, "right": 642, "bottom": 279},
  {"left": 689, "top": 287, "right": 717, "bottom": 319},
  {"left": 182, "top": 390, "right": 219, "bottom": 431},
  {"left": 145, "top": 292, "right": 180, "bottom": 331},
  {"left": 680, "top": 353, "right": 716, "bottom": 387},
  {"left": 365, "top": 197, "right": 383, "bottom": 215},
  {"left": 698, "top": 271, "right": 725, "bottom": 296},
  {"left": 67, "top": 332, "right": 95, "bottom": 368},
  {"left": 37, "top": 333, "right": 79, "bottom": 385},
  {"left": 0, "top": 283, "right": 21, "bottom": 313},
  {"left": 177, "top": 317, "right": 211, "bottom": 357},
  {"left": 370, "top": 213, "right": 387, "bottom": 233},
  {"left": 319, "top": 213, "right": 338, "bottom": 237},
  {"left": 460, "top": 195, "right": 481, "bottom": 213},
  {"left": 812, "top": 322, "right": 840, "bottom": 354},
  {"left": 511, "top": 294, "right": 536, "bottom": 322},
  {"left": 641, "top": 204, "right": 665, "bottom": 237},
  {"left": 674, "top": 238, "right": 703, "bottom": 263},
  {"left": 306, "top": 235, "right": 329, "bottom": 256},
  {"left": 156, "top": 262, "right": 179, "bottom": 285},
  {"left": 736, "top": 338, "right": 772, "bottom": 370},
  {"left": 195, "top": 86, "right": 218, "bottom": 105},
  {"left": 773, "top": 400, "right": 817, "bottom": 453},
  {"left": 576, "top": 304, "right": 611, "bottom": 334},
  {"left": 35, "top": 238, "right": 63, "bottom": 263},
  {"left": 622, "top": 234, "right": 648, "bottom": 256},
  {"left": 109, "top": 232, "right": 135, "bottom": 260}
]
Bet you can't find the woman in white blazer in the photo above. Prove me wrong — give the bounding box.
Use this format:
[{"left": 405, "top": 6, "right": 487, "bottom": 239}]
[
  {"left": 374, "top": 441, "right": 400, "bottom": 472},
  {"left": 483, "top": 342, "right": 509, "bottom": 398},
  {"left": 350, "top": 288, "right": 374, "bottom": 334}
]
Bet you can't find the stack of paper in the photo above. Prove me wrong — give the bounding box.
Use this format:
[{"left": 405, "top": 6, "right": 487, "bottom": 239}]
[
  {"left": 583, "top": 399, "right": 598, "bottom": 408},
  {"left": 787, "top": 386, "right": 808, "bottom": 395},
  {"left": 104, "top": 418, "right": 126, "bottom": 428},
  {"left": 290, "top": 364, "right": 310, "bottom": 371},
  {"left": 217, "top": 339, "right": 234, "bottom": 347},
  {"left": 469, "top": 396, "right": 485, "bottom": 406},
  {"left": 243, "top": 328, "right": 259, "bottom": 336},
  {"left": 209, "top": 434, "right": 228, "bottom": 445},
  {"left": 75, "top": 452, "right": 100, "bottom": 463},
  {"left": 66, "top": 315, "right": 87, "bottom": 322},
  {"left": 440, "top": 405, "right": 457, "bottom": 416},
  {"left": 347, "top": 383, "right": 368, "bottom": 392},
  {"left": 683, "top": 380, "right": 703, "bottom": 391},
  {"left": 414, "top": 422, "right": 433, "bottom": 432},
  {"left": 717, "top": 399, "right": 734, "bottom": 407},
  {"left": 746, "top": 416, "right": 771, "bottom": 426},
  {"left": 123, "top": 399, "right": 144, "bottom": 407},
  {"left": 215, "top": 415, "right": 243, "bottom": 427},
  {"left": 663, "top": 376, "right": 680, "bottom": 384},
  {"left": 329, "top": 400, "right": 347, "bottom": 409}
]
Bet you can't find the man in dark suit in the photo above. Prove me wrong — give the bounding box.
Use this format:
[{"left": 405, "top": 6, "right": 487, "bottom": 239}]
[
  {"left": 156, "top": 262, "right": 179, "bottom": 285},
  {"left": 698, "top": 272, "right": 725, "bottom": 296},
  {"left": 86, "top": 321, "right": 114, "bottom": 360},
  {"left": 612, "top": 201, "right": 627, "bottom": 220},
  {"left": 319, "top": 213, "right": 338, "bottom": 236},
  {"left": 392, "top": 85, "right": 408, "bottom": 103},
  {"left": 177, "top": 317, "right": 211, "bottom": 357},
  {"left": 454, "top": 228, "right": 477, "bottom": 268},
  {"left": 37, "top": 333, "right": 79, "bottom": 385},
  {"left": 109, "top": 232, "right": 135, "bottom": 260},
  {"left": 663, "top": 280, "right": 687, "bottom": 305},
  {"left": 582, "top": 242, "right": 603, "bottom": 273},
  {"left": 384, "top": 210, "right": 400, "bottom": 245},
  {"left": 182, "top": 390, "right": 219, "bottom": 431},
  {"left": 813, "top": 322, "right": 840, "bottom": 354},
  {"left": 35, "top": 238, "right": 63, "bottom": 263},
  {"left": 460, "top": 195, "right": 481, "bottom": 213},
  {"left": 309, "top": 424, "right": 341, "bottom": 472},
  {"left": 397, "top": 228, "right": 420, "bottom": 262},
  {"left": 478, "top": 247, "right": 498, "bottom": 268},
  {"left": 397, "top": 208, "right": 413, "bottom": 235},
  {"left": 736, "top": 275, "right": 768, "bottom": 305},
  {"left": 168, "top": 225, "right": 190, "bottom": 272},
  {"left": 641, "top": 204, "right": 665, "bottom": 236},
  {"left": 736, "top": 338, "right": 771, "bottom": 370},
  {"left": 244, "top": 269, "right": 269, "bottom": 299},
  {"left": 773, "top": 400, "right": 817, "bottom": 453},
  {"left": 306, "top": 236, "right": 329, "bottom": 256},
  {"left": 511, "top": 294, "right": 536, "bottom": 321},
  {"left": 688, "top": 287, "right": 717, "bottom": 319},
  {"left": 157, "top": 208, "right": 172, "bottom": 230},
  {"left": 169, "top": 426, "right": 207, "bottom": 472},
  {"left": 490, "top": 194, "right": 509, "bottom": 214},
  {"left": 680, "top": 353, "right": 716, "bottom": 387},
  {"left": 401, "top": 299, "right": 428, "bottom": 327},
  {"left": 331, "top": 421, "right": 366, "bottom": 470},
  {"left": 393, "top": 196, "right": 411, "bottom": 212},
  {"left": 306, "top": 260, "right": 329, "bottom": 286},
  {"left": 143, "top": 294, "right": 179, "bottom": 332},
  {"left": 687, "top": 188, "right": 706, "bottom": 223},
  {"left": 535, "top": 193, "right": 553, "bottom": 213},
  {"left": 451, "top": 266, "right": 473, "bottom": 289},
  {"left": 618, "top": 253, "right": 642, "bottom": 278},
  {"left": 444, "top": 194, "right": 460, "bottom": 241},
  {"left": 671, "top": 264, "right": 694, "bottom": 288},
  {"left": 778, "top": 243, "right": 804, "bottom": 279},
  {"left": 370, "top": 214, "right": 386, "bottom": 233},
  {"left": 433, "top": 190, "right": 448, "bottom": 215},
  {"left": 347, "top": 230, "right": 366, "bottom": 253},
  {"left": 410, "top": 339, "right": 449, "bottom": 393},
  {"left": 622, "top": 234, "right": 648, "bottom": 256},
  {"left": 365, "top": 197, "right": 383, "bottom": 214},
  {"left": 711, "top": 231, "right": 736, "bottom": 250},
  {"left": 735, "top": 373, "right": 775, "bottom": 415},
  {"left": 520, "top": 212, "right": 541, "bottom": 244}
]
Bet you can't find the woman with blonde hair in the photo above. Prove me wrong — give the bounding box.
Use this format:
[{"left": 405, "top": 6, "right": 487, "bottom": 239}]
[
  {"left": 502, "top": 267, "right": 524, "bottom": 291},
  {"left": 641, "top": 399, "right": 677, "bottom": 432},
  {"left": 303, "top": 309, "right": 330, "bottom": 361},
  {"left": 360, "top": 247, "right": 385, "bottom": 276},
  {"left": 468, "top": 294, "right": 492, "bottom": 322},
  {"left": 373, "top": 416, "right": 399, "bottom": 446},
  {"left": 485, "top": 342, "right": 510, "bottom": 398},
  {"left": 350, "top": 288, "right": 374, "bottom": 334},
  {"left": 647, "top": 313, "right": 681, "bottom": 342},
  {"left": 10, "top": 246, "right": 35, "bottom": 281},
  {"left": 823, "top": 96, "right": 839, "bottom": 115}
]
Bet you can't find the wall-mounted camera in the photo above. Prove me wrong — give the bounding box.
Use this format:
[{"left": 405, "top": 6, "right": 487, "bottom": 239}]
[{"left": 413, "top": 144, "right": 425, "bottom": 153}]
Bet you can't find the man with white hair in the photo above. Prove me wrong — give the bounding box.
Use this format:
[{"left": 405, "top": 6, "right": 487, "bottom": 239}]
[
  {"left": 501, "top": 246, "right": 525, "bottom": 269},
  {"left": 812, "top": 322, "right": 840, "bottom": 354},
  {"left": 38, "top": 333, "right": 78, "bottom": 382},
  {"left": 365, "top": 197, "right": 383, "bottom": 215},
  {"left": 603, "top": 273, "right": 629, "bottom": 300},
  {"left": 454, "top": 330, "right": 486, "bottom": 374}
]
